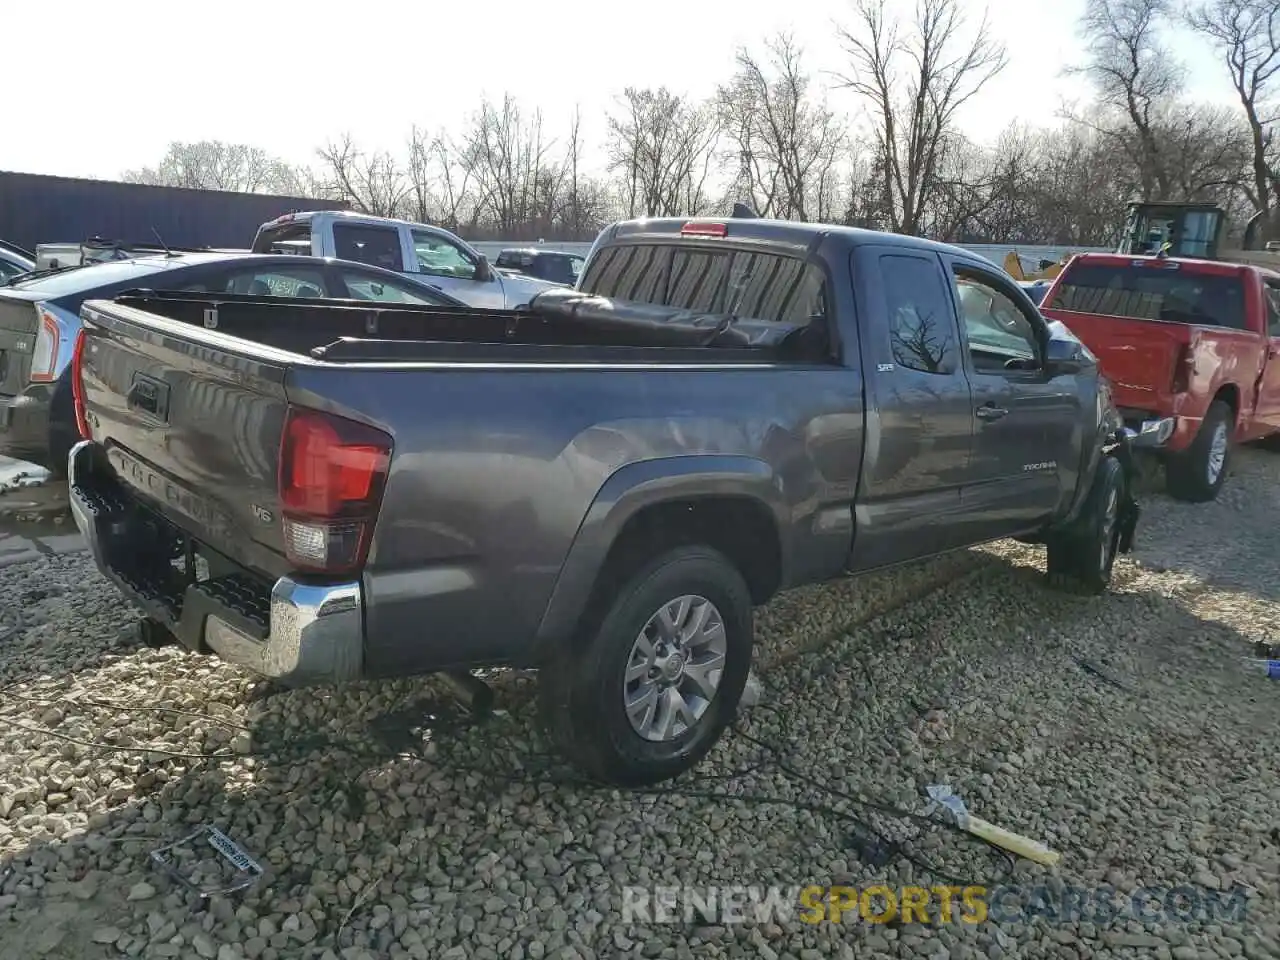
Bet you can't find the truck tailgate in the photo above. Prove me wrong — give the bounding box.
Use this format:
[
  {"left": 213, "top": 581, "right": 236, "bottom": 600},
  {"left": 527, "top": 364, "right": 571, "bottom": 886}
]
[
  {"left": 1041, "top": 307, "right": 1191, "bottom": 408},
  {"left": 77, "top": 300, "right": 294, "bottom": 574},
  {"left": 0, "top": 294, "right": 37, "bottom": 395}
]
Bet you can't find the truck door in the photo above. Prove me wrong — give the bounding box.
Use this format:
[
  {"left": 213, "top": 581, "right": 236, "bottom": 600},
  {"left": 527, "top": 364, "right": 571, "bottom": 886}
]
[
  {"left": 847, "top": 246, "right": 978, "bottom": 571},
  {"left": 1255, "top": 279, "right": 1280, "bottom": 433},
  {"left": 945, "top": 258, "right": 1080, "bottom": 539}
]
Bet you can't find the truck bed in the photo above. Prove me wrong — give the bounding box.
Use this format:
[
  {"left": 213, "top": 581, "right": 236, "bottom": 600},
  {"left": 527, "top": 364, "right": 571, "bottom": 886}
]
[{"left": 104, "top": 286, "right": 826, "bottom": 362}]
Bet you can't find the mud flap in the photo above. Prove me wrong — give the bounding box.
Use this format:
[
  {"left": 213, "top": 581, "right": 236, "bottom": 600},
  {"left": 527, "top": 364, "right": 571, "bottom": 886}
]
[{"left": 1106, "top": 428, "right": 1141, "bottom": 554}]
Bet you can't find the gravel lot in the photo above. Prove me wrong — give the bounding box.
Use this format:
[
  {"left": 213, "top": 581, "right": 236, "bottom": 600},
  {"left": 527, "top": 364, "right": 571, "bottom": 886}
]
[{"left": 2, "top": 450, "right": 1278, "bottom": 960}]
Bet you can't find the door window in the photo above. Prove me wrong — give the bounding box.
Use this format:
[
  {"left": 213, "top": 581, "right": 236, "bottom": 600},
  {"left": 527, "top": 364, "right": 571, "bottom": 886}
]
[
  {"left": 880, "top": 254, "right": 958, "bottom": 374},
  {"left": 411, "top": 230, "right": 478, "bottom": 280},
  {"left": 953, "top": 272, "right": 1041, "bottom": 372},
  {"left": 539, "top": 255, "right": 580, "bottom": 286},
  {"left": 333, "top": 224, "right": 403, "bottom": 272},
  {"left": 338, "top": 269, "right": 446, "bottom": 305},
  {"left": 1265, "top": 283, "right": 1280, "bottom": 337},
  {"left": 201, "top": 265, "right": 330, "bottom": 298}
]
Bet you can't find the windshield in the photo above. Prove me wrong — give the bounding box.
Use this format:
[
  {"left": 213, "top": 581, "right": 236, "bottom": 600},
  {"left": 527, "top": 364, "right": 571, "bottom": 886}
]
[
  {"left": 5, "top": 259, "right": 180, "bottom": 298},
  {"left": 1046, "top": 262, "right": 1247, "bottom": 329}
]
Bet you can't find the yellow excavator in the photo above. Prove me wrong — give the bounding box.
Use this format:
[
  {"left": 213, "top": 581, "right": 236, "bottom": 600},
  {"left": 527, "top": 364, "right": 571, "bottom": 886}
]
[
  {"left": 1003, "top": 250, "right": 1068, "bottom": 282},
  {"left": 1112, "top": 200, "right": 1280, "bottom": 268},
  {"left": 1005, "top": 201, "right": 1280, "bottom": 280}
]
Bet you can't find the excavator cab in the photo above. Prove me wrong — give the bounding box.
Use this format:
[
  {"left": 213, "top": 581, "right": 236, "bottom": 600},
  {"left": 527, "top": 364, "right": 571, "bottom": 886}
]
[{"left": 1117, "top": 201, "right": 1228, "bottom": 259}]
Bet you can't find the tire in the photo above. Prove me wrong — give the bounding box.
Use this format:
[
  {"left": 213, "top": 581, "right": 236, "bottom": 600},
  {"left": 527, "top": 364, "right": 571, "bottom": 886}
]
[
  {"left": 537, "top": 545, "right": 753, "bottom": 786},
  {"left": 1166, "top": 400, "right": 1232, "bottom": 502},
  {"left": 1046, "top": 455, "right": 1125, "bottom": 595}
]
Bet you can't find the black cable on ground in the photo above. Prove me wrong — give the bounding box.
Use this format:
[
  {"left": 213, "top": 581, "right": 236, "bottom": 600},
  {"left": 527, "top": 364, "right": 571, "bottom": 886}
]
[{"left": 1, "top": 674, "right": 1018, "bottom": 889}]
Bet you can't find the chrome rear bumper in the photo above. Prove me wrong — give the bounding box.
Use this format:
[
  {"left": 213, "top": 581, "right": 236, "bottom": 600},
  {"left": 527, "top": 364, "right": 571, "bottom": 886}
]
[{"left": 68, "top": 439, "right": 364, "bottom": 685}]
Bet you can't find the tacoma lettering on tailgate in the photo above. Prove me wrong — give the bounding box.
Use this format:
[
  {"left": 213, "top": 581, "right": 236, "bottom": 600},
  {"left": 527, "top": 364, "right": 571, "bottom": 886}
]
[{"left": 107, "top": 447, "right": 235, "bottom": 540}]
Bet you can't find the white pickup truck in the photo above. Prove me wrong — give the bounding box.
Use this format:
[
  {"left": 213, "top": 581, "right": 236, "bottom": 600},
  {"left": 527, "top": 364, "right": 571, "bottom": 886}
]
[{"left": 251, "top": 210, "right": 558, "bottom": 309}]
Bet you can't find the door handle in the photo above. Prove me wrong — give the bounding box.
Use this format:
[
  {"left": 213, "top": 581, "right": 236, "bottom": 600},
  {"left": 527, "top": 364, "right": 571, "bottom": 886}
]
[{"left": 975, "top": 403, "right": 1009, "bottom": 422}]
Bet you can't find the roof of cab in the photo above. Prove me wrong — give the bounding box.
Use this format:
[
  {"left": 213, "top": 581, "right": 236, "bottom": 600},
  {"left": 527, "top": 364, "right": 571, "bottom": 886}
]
[
  {"left": 602, "top": 216, "right": 998, "bottom": 267},
  {"left": 261, "top": 209, "right": 444, "bottom": 232}
]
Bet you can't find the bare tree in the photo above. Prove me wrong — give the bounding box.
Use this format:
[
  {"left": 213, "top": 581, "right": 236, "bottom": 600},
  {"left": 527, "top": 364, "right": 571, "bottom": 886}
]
[
  {"left": 122, "top": 141, "right": 304, "bottom": 194},
  {"left": 314, "top": 135, "right": 411, "bottom": 217},
  {"left": 717, "top": 34, "right": 847, "bottom": 221},
  {"left": 405, "top": 126, "right": 477, "bottom": 228},
  {"left": 459, "top": 95, "right": 561, "bottom": 238},
  {"left": 1070, "top": 0, "right": 1183, "bottom": 199},
  {"left": 1159, "top": 102, "right": 1253, "bottom": 202},
  {"left": 607, "top": 87, "right": 721, "bottom": 218},
  {"left": 1186, "top": 0, "right": 1280, "bottom": 216},
  {"left": 926, "top": 131, "right": 1028, "bottom": 241},
  {"left": 838, "top": 0, "right": 1008, "bottom": 236}
]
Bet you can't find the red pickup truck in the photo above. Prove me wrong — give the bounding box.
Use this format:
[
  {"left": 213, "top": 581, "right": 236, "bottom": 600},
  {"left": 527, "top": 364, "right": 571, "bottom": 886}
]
[{"left": 1040, "top": 252, "right": 1280, "bottom": 501}]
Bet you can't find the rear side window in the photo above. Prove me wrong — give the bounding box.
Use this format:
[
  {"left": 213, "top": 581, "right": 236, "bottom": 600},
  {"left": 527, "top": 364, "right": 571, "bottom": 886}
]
[
  {"left": 334, "top": 224, "right": 403, "bottom": 271},
  {"left": 580, "top": 243, "right": 826, "bottom": 326},
  {"left": 253, "top": 221, "right": 312, "bottom": 256},
  {"left": 1046, "top": 263, "right": 1247, "bottom": 330},
  {"left": 204, "top": 264, "right": 329, "bottom": 298}
]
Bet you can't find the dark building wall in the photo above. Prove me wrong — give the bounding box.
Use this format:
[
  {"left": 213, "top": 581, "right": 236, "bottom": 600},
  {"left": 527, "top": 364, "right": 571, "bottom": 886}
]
[{"left": 0, "top": 171, "right": 347, "bottom": 250}]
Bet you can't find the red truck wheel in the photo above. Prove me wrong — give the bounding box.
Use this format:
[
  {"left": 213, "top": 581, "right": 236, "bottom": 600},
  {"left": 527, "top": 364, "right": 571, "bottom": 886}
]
[
  {"left": 1046, "top": 455, "right": 1125, "bottom": 595},
  {"left": 1166, "top": 401, "right": 1232, "bottom": 503},
  {"left": 537, "top": 545, "right": 754, "bottom": 786}
]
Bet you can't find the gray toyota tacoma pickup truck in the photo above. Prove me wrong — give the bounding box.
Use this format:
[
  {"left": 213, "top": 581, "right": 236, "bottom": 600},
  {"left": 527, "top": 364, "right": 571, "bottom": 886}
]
[{"left": 67, "top": 216, "right": 1142, "bottom": 786}]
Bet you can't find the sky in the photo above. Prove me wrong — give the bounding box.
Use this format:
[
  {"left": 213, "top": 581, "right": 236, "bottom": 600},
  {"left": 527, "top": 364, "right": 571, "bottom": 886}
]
[{"left": 2, "top": 0, "right": 1243, "bottom": 182}]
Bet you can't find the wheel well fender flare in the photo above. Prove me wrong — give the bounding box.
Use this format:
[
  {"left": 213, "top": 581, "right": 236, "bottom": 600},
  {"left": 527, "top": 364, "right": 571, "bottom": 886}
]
[{"left": 532, "top": 456, "right": 788, "bottom": 655}]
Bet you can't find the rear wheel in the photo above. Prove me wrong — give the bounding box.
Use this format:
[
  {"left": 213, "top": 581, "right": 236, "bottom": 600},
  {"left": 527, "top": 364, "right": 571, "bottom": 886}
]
[
  {"left": 1046, "top": 455, "right": 1125, "bottom": 595},
  {"left": 1166, "top": 401, "right": 1232, "bottom": 502},
  {"left": 537, "top": 545, "right": 753, "bottom": 786}
]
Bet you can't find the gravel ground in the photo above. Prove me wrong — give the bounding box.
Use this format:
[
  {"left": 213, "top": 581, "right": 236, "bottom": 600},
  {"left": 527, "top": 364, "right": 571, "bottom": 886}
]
[{"left": 2, "top": 449, "right": 1278, "bottom": 960}]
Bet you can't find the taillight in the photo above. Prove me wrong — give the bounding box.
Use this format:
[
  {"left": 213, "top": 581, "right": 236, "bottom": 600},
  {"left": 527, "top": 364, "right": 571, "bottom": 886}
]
[
  {"left": 70, "top": 329, "right": 91, "bottom": 440},
  {"left": 29, "top": 306, "right": 61, "bottom": 382},
  {"left": 278, "top": 406, "right": 392, "bottom": 575},
  {"left": 1171, "top": 343, "right": 1194, "bottom": 393}
]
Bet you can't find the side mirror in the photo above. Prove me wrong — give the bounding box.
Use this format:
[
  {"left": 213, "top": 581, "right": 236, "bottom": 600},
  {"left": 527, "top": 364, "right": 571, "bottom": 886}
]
[
  {"left": 1044, "top": 335, "right": 1092, "bottom": 376},
  {"left": 474, "top": 256, "right": 494, "bottom": 283}
]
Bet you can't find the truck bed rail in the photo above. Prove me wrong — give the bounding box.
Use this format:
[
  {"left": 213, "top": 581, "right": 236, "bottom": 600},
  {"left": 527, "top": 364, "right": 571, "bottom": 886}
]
[{"left": 103, "top": 288, "right": 828, "bottom": 361}]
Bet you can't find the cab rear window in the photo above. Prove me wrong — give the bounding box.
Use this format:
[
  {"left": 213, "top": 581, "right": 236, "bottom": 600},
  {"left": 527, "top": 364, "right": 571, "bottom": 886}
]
[
  {"left": 1046, "top": 262, "right": 1247, "bottom": 330},
  {"left": 580, "top": 243, "right": 826, "bottom": 326}
]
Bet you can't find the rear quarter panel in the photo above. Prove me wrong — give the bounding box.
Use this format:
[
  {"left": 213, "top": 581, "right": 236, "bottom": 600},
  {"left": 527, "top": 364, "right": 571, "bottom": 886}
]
[{"left": 284, "top": 360, "right": 865, "bottom": 676}]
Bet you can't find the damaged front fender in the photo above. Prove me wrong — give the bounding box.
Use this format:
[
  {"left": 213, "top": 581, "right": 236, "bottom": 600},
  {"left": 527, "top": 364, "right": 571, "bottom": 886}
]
[{"left": 1107, "top": 427, "right": 1142, "bottom": 554}]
